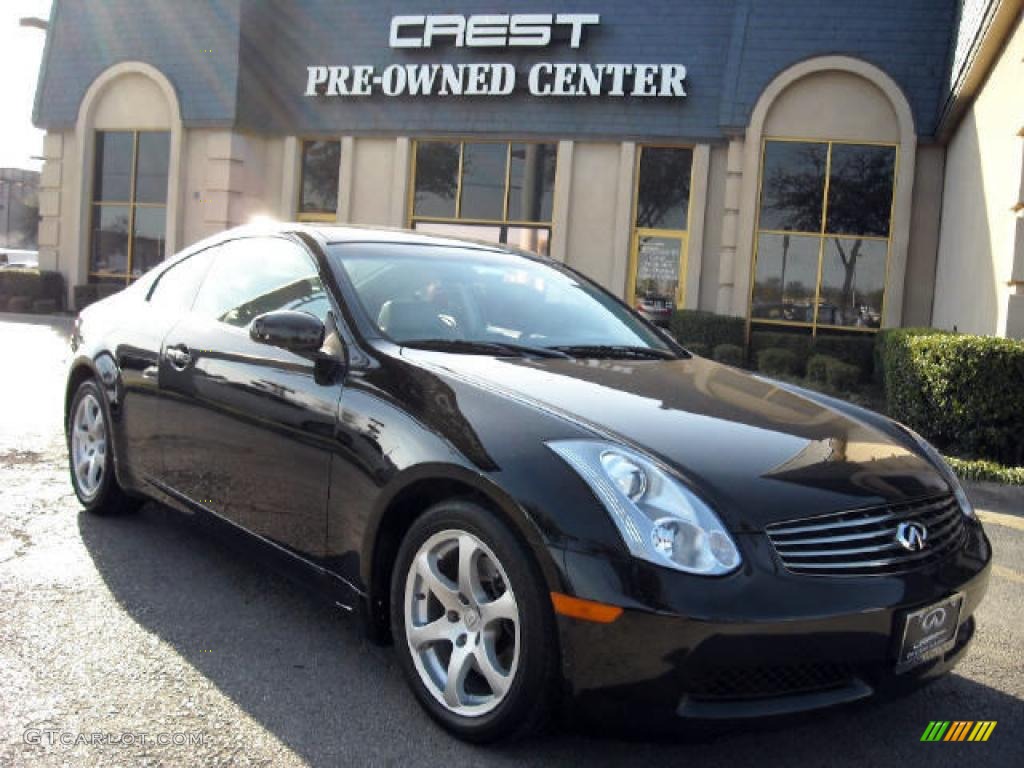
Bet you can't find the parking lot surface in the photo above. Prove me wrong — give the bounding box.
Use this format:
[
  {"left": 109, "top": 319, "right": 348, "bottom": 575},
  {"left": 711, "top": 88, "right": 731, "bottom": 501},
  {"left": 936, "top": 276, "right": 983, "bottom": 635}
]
[{"left": 1, "top": 315, "right": 1021, "bottom": 767}]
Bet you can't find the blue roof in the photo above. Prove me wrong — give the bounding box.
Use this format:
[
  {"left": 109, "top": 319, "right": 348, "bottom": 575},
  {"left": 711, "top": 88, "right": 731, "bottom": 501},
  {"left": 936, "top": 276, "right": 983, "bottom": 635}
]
[{"left": 35, "top": 0, "right": 959, "bottom": 139}]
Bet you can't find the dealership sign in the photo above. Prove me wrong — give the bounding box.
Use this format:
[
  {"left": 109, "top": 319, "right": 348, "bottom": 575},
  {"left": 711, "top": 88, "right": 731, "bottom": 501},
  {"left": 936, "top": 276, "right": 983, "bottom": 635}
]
[{"left": 305, "top": 13, "right": 687, "bottom": 98}]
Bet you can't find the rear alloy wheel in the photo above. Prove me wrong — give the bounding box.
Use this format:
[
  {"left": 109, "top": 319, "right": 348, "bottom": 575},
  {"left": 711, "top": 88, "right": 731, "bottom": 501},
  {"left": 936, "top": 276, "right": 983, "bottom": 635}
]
[
  {"left": 68, "top": 379, "right": 140, "bottom": 515},
  {"left": 391, "top": 500, "right": 557, "bottom": 742},
  {"left": 71, "top": 389, "right": 107, "bottom": 500}
]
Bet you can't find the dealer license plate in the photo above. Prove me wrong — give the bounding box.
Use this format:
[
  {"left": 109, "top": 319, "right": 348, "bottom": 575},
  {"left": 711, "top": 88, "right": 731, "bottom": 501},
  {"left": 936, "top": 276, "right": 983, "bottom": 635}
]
[{"left": 896, "top": 593, "right": 963, "bottom": 671}]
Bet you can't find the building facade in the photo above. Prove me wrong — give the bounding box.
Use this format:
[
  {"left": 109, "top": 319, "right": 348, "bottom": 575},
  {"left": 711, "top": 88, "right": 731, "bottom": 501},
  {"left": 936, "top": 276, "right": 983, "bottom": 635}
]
[{"left": 32, "top": 0, "right": 1024, "bottom": 338}]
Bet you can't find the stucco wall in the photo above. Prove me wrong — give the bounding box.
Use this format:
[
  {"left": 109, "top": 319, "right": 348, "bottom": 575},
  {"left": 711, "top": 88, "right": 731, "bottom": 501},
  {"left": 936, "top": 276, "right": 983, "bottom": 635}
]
[
  {"left": 344, "top": 138, "right": 409, "bottom": 228},
  {"left": 902, "top": 145, "right": 945, "bottom": 327},
  {"left": 562, "top": 142, "right": 632, "bottom": 296},
  {"left": 699, "top": 144, "right": 728, "bottom": 312},
  {"left": 933, "top": 18, "right": 1024, "bottom": 336}
]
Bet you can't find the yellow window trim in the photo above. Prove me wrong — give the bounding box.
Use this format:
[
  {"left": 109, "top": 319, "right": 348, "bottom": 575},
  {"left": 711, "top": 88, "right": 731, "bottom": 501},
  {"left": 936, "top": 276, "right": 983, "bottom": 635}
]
[{"left": 626, "top": 144, "right": 696, "bottom": 309}]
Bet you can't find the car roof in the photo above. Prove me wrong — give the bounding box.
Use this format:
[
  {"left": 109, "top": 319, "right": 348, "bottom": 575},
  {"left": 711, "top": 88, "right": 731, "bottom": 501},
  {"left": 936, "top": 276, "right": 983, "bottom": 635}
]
[
  {"left": 158, "top": 222, "right": 551, "bottom": 282},
  {"left": 210, "top": 221, "right": 547, "bottom": 259}
]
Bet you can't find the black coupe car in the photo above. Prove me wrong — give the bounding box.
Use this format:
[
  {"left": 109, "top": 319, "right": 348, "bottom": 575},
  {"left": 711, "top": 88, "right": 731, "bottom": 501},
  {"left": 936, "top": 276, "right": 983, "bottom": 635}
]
[{"left": 65, "top": 224, "right": 990, "bottom": 742}]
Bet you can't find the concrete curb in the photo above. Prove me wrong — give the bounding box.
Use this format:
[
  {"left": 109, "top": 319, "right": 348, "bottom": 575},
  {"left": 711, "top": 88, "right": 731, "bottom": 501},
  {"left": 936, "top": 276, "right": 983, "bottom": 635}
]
[
  {"left": 964, "top": 481, "right": 1024, "bottom": 519},
  {"left": 0, "top": 311, "right": 76, "bottom": 328}
]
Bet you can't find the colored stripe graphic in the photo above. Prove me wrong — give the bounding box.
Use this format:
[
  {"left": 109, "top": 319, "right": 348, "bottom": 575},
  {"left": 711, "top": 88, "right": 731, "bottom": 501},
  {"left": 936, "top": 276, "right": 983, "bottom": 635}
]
[
  {"left": 945, "top": 721, "right": 972, "bottom": 741},
  {"left": 921, "top": 721, "right": 950, "bottom": 741},
  {"left": 921, "top": 720, "right": 996, "bottom": 742},
  {"left": 968, "top": 722, "right": 997, "bottom": 742}
]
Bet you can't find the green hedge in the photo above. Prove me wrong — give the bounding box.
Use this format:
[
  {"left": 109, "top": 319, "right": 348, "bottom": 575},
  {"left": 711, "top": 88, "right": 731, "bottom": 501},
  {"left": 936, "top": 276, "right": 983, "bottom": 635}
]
[
  {"left": 807, "top": 354, "right": 862, "bottom": 391},
  {"left": 813, "top": 334, "right": 875, "bottom": 380},
  {"left": 0, "top": 269, "right": 64, "bottom": 311},
  {"left": 878, "top": 329, "right": 1024, "bottom": 465},
  {"left": 757, "top": 347, "right": 799, "bottom": 376},
  {"left": 684, "top": 342, "right": 709, "bottom": 357},
  {"left": 670, "top": 310, "right": 745, "bottom": 352},
  {"left": 750, "top": 331, "right": 812, "bottom": 374},
  {"left": 712, "top": 343, "right": 745, "bottom": 367},
  {"left": 945, "top": 456, "right": 1024, "bottom": 486},
  {"left": 874, "top": 327, "right": 940, "bottom": 385},
  {"left": 750, "top": 330, "right": 875, "bottom": 379}
]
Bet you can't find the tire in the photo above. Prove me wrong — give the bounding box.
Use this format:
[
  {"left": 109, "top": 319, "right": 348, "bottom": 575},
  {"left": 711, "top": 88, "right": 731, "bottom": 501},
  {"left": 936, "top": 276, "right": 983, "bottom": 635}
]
[
  {"left": 67, "top": 379, "right": 141, "bottom": 516},
  {"left": 390, "top": 499, "right": 559, "bottom": 742}
]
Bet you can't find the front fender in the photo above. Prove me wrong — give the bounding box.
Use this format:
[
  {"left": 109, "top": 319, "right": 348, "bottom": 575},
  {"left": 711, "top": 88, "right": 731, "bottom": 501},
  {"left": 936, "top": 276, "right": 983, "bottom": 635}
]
[{"left": 362, "top": 461, "right": 568, "bottom": 596}]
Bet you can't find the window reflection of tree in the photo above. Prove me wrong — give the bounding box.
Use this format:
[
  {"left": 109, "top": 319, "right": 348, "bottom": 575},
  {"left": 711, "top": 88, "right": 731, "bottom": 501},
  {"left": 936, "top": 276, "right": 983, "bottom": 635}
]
[
  {"left": 760, "top": 143, "right": 893, "bottom": 326},
  {"left": 636, "top": 149, "right": 691, "bottom": 230},
  {"left": 761, "top": 144, "right": 825, "bottom": 232},
  {"left": 414, "top": 143, "right": 460, "bottom": 209},
  {"left": 301, "top": 142, "right": 341, "bottom": 212},
  {"left": 219, "top": 278, "right": 325, "bottom": 328}
]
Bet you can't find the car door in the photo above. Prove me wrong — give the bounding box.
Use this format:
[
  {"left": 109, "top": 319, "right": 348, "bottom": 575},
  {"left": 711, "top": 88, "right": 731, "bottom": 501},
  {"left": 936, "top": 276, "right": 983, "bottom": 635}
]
[
  {"left": 114, "top": 250, "right": 214, "bottom": 484},
  {"left": 157, "top": 235, "right": 341, "bottom": 560}
]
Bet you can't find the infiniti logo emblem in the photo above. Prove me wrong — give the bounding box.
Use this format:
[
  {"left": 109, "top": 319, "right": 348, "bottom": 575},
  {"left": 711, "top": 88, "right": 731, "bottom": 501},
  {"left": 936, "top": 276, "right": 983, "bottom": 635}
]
[{"left": 896, "top": 521, "right": 929, "bottom": 552}]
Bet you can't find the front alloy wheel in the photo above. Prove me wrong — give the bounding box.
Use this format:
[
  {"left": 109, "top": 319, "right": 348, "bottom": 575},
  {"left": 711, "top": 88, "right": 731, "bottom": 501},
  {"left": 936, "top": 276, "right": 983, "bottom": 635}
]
[
  {"left": 391, "top": 500, "right": 558, "bottom": 742},
  {"left": 405, "top": 530, "right": 520, "bottom": 716}
]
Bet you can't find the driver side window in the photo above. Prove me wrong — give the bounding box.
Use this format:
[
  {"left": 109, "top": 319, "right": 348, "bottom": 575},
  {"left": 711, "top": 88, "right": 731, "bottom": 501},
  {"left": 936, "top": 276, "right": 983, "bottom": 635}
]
[{"left": 192, "top": 237, "right": 330, "bottom": 328}]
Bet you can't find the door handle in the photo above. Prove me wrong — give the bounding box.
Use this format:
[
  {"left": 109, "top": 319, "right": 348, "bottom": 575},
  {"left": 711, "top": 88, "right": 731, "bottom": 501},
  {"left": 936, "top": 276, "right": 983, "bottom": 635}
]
[{"left": 165, "top": 344, "right": 192, "bottom": 370}]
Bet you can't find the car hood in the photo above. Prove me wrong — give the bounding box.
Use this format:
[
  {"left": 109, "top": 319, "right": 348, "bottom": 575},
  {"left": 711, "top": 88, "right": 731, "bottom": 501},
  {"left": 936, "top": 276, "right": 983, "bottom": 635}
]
[{"left": 402, "top": 350, "right": 949, "bottom": 532}]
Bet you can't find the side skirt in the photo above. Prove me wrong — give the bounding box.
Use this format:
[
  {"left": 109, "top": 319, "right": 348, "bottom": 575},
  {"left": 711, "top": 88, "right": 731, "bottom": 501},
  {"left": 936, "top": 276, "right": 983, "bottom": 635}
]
[{"left": 142, "top": 477, "right": 366, "bottom": 614}]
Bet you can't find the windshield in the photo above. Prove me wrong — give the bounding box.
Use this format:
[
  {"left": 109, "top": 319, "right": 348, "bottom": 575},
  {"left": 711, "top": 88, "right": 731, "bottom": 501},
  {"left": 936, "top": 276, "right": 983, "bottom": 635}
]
[{"left": 328, "top": 242, "right": 676, "bottom": 357}]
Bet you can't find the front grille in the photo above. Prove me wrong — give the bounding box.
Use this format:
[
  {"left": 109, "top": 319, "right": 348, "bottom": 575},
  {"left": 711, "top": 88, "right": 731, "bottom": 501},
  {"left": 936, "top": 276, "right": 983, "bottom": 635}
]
[
  {"left": 683, "top": 662, "right": 855, "bottom": 701},
  {"left": 766, "top": 494, "right": 965, "bottom": 576}
]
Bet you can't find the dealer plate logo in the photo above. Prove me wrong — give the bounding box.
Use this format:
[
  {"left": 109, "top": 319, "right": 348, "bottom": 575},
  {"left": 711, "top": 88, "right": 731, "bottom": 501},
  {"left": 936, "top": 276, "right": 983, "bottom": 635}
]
[{"left": 921, "top": 607, "right": 947, "bottom": 631}]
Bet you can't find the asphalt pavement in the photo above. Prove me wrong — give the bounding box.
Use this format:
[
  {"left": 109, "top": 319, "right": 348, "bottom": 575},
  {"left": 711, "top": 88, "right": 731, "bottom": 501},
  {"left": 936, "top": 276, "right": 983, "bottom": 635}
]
[{"left": 1, "top": 314, "right": 1021, "bottom": 767}]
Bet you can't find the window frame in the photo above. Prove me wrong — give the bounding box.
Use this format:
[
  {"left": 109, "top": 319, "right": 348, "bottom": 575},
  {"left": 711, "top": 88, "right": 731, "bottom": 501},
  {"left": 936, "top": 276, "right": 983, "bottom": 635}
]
[
  {"left": 407, "top": 138, "right": 558, "bottom": 253},
  {"left": 748, "top": 136, "right": 899, "bottom": 336},
  {"left": 296, "top": 138, "right": 342, "bottom": 223},
  {"left": 626, "top": 143, "right": 696, "bottom": 309},
  {"left": 88, "top": 129, "right": 170, "bottom": 285}
]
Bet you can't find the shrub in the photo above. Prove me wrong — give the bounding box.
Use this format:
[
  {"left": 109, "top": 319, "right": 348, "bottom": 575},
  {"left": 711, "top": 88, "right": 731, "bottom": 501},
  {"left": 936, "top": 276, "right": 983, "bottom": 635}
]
[
  {"left": 806, "top": 354, "right": 862, "bottom": 391},
  {"left": 750, "top": 331, "right": 812, "bottom": 375},
  {"left": 874, "top": 327, "right": 940, "bottom": 385},
  {"left": 825, "top": 359, "right": 861, "bottom": 391},
  {"left": 806, "top": 354, "right": 832, "bottom": 384},
  {"left": 670, "top": 310, "right": 745, "bottom": 351},
  {"left": 944, "top": 456, "right": 1024, "bottom": 486},
  {"left": 757, "top": 347, "right": 799, "bottom": 376},
  {"left": 0, "top": 268, "right": 64, "bottom": 311},
  {"left": 682, "top": 341, "right": 709, "bottom": 357},
  {"left": 74, "top": 284, "right": 99, "bottom": 311},
  {"left": 712, "top": 343, "right": 745, "bottom": 367},
  {"left": 813, "top": 334, "right": 875, "bottom": 380},
  {"left": 880, "top": 330, "right": 1024, "bottom": 465}
]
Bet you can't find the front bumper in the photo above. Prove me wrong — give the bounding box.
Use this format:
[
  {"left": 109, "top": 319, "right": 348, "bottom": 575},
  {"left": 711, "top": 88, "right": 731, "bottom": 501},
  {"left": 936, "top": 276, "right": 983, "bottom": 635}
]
[{"left": 554, "top": 518, "right": 991, "bottom": 730}]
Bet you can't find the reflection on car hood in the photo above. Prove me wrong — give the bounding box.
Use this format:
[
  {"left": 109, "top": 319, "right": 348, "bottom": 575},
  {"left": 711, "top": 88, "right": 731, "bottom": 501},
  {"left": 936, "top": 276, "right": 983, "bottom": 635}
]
[{"left": 403, "top": 351, "right": 949, "bottom": 531}]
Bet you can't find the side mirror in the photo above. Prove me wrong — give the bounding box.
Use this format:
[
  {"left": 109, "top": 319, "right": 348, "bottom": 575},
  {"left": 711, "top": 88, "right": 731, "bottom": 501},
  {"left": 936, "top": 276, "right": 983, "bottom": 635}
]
[{"left": 250, "top": 310, "right": 325, "bottom": 354}]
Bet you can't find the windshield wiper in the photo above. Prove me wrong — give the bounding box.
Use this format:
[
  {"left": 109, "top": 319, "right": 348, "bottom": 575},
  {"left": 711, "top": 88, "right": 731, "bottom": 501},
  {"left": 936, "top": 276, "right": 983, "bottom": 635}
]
[
  {"left": 401, "top": 339, "right": 572, "bottom": 359},
  {"left": 550, "top": 344, "right": 678, "bottom": 360}
]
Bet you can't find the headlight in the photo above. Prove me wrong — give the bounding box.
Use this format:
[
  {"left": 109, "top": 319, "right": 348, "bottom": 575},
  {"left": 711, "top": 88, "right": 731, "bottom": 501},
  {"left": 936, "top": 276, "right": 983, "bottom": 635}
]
[
  {"left": 903, "top": 427, "right": 976, "bottom": 519},
  {"left": 547, "top": 440, "right": 741, "bottom": 575}
]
